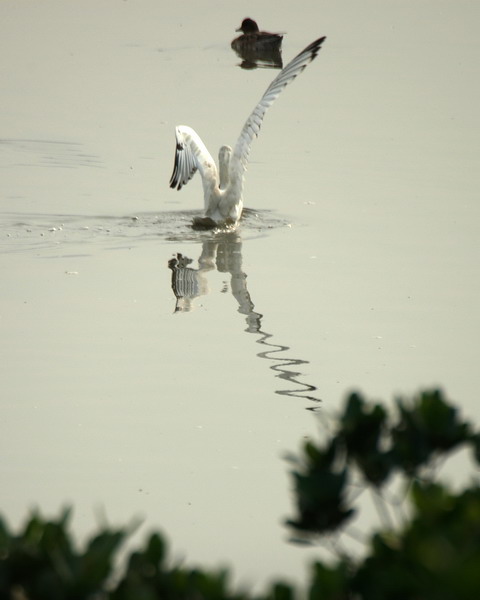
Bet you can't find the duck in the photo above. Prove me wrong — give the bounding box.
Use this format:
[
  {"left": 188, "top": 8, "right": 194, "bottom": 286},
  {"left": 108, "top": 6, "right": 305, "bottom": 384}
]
[
  {"left": 169, "top": 36, "right": 326, "bottom": 230},
  {"left": 231, "top": 18, "right": 283, "bottom": 53}
]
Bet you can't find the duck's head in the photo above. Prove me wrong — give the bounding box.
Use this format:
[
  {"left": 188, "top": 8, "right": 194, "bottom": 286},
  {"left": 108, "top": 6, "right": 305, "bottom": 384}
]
[{"left": 236, "top": 18, "right": 259, "bottom": 34}]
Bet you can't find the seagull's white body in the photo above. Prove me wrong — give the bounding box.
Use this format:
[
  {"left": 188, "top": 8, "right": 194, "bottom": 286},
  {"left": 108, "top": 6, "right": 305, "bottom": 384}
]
[{"left": 170, "top": 36, "right": 326, "bottom": 229}]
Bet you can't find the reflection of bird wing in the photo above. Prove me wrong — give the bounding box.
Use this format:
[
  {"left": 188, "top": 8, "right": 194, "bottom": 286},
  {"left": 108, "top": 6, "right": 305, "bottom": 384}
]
[
  {"left": 169, "top": 125, "right": 218, "bottom": 191},
  {"left": 231, "top": 36, "right": 326, "bottom": 175},
  {"left": 170, "top": 266, "right": 200, "bottom": 299}
]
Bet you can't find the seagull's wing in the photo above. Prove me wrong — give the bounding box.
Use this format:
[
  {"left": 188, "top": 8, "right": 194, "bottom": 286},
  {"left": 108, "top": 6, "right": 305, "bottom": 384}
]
[
  {"left": 231, "top": 36, "right": 326, "bottom": 173},
  {"left": 169, "top": 125, "right": 218, "bottom": 191}
]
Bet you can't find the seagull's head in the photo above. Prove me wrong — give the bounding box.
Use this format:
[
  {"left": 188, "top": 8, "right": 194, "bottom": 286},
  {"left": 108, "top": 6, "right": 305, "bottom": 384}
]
[
  {"left": 218, "top": 145, "right": 232, "bottom": 188},
  {"left": 219, "top": 145, "right": 232, "bottom": 163}
]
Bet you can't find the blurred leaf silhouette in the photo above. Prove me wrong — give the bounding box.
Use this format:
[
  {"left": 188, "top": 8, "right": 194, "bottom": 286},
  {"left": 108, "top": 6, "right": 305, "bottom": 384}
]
[{"left": 1, "top": 389, "right": 479, "bottom": 599}]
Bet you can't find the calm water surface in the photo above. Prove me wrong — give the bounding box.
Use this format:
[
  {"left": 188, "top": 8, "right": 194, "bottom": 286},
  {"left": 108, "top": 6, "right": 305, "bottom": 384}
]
[{"left": 1, "top": 0, "right": 479, "bottom": 590}]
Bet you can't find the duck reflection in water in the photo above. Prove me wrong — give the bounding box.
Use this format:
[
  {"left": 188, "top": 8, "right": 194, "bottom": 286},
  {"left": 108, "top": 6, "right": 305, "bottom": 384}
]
[
  {"left": 231, "top": 17, "right": 283, "bottom": 70},
  {"left": 168, "top": 232, "right": 320, "bottom": 404}
]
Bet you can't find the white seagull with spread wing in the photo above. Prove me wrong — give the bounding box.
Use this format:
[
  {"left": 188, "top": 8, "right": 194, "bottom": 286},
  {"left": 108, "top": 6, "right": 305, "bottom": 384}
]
[{"left": 169, "top": 36, "right": 326, "bottom": 229}]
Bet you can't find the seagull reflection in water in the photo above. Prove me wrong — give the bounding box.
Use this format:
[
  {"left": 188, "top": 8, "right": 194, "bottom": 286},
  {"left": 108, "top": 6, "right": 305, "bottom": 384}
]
[{"left": 168, "top": 232, "right": 320, "bottom": 405}]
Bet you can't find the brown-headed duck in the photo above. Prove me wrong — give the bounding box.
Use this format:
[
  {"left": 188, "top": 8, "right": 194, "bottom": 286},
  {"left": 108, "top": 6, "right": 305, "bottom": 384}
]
[{"left": 231, "top": 18, "right": 283, "bottom": 53}]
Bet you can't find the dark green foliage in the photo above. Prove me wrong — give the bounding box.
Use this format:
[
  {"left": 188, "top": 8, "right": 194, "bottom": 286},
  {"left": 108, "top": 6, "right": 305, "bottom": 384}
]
[
  {"left": 286, "top": 438, "right": 355, "bottom": 533},
  {"left": 308, "top": 562, "right": 351, "bottom": 600},
  {"left": 264, "top": 582, "right": 296, "bottom": 600},
  {"left": 391, "top": 389, "right": 474, "bottom": 474},
  {"left": 353, "top": 482, "right": 480, "bottom": 600},
  {"left": 288, "top": 388, "right": 478, "bottom": 536},
  {"left": 0, "top": 507, "right": 126, "bottom": 600},
  {"left": 1, "top": 388, "right": 479, "bottom": 599},
  {"left": 340, "top": 392, "right": 392, "bottom": 485},
  {"left": 112, "top": 532, "right": 247, "bottom": 600},
  {"left": 286, "top": 388, "right": 480, "bottom": 599}
]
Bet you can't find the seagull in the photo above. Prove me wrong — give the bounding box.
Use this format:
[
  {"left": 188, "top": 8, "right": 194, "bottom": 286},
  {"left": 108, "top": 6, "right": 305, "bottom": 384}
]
[{"left": 169, "top": 36, "right": 326, "bottom": 229}]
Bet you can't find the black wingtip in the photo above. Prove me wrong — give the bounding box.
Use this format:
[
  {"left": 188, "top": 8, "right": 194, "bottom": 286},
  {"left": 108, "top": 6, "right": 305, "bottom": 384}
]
[
  {"left": 308, "top": 36, "right": 326, "bottom": 58},
  {"left": 169, "top": 176, "right": 183, "bottom": 191},
  {"left": 290, "top": 35, "right": 326, "bottom": 65},
  {"left": 169, "top": 169, "right": 180, "bottom": 190}
]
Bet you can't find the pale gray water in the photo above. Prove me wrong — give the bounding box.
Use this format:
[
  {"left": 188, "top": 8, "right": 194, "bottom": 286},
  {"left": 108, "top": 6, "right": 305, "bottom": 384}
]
[{"left": 1, "top": 0, "right": 480, "bottom": 591}]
